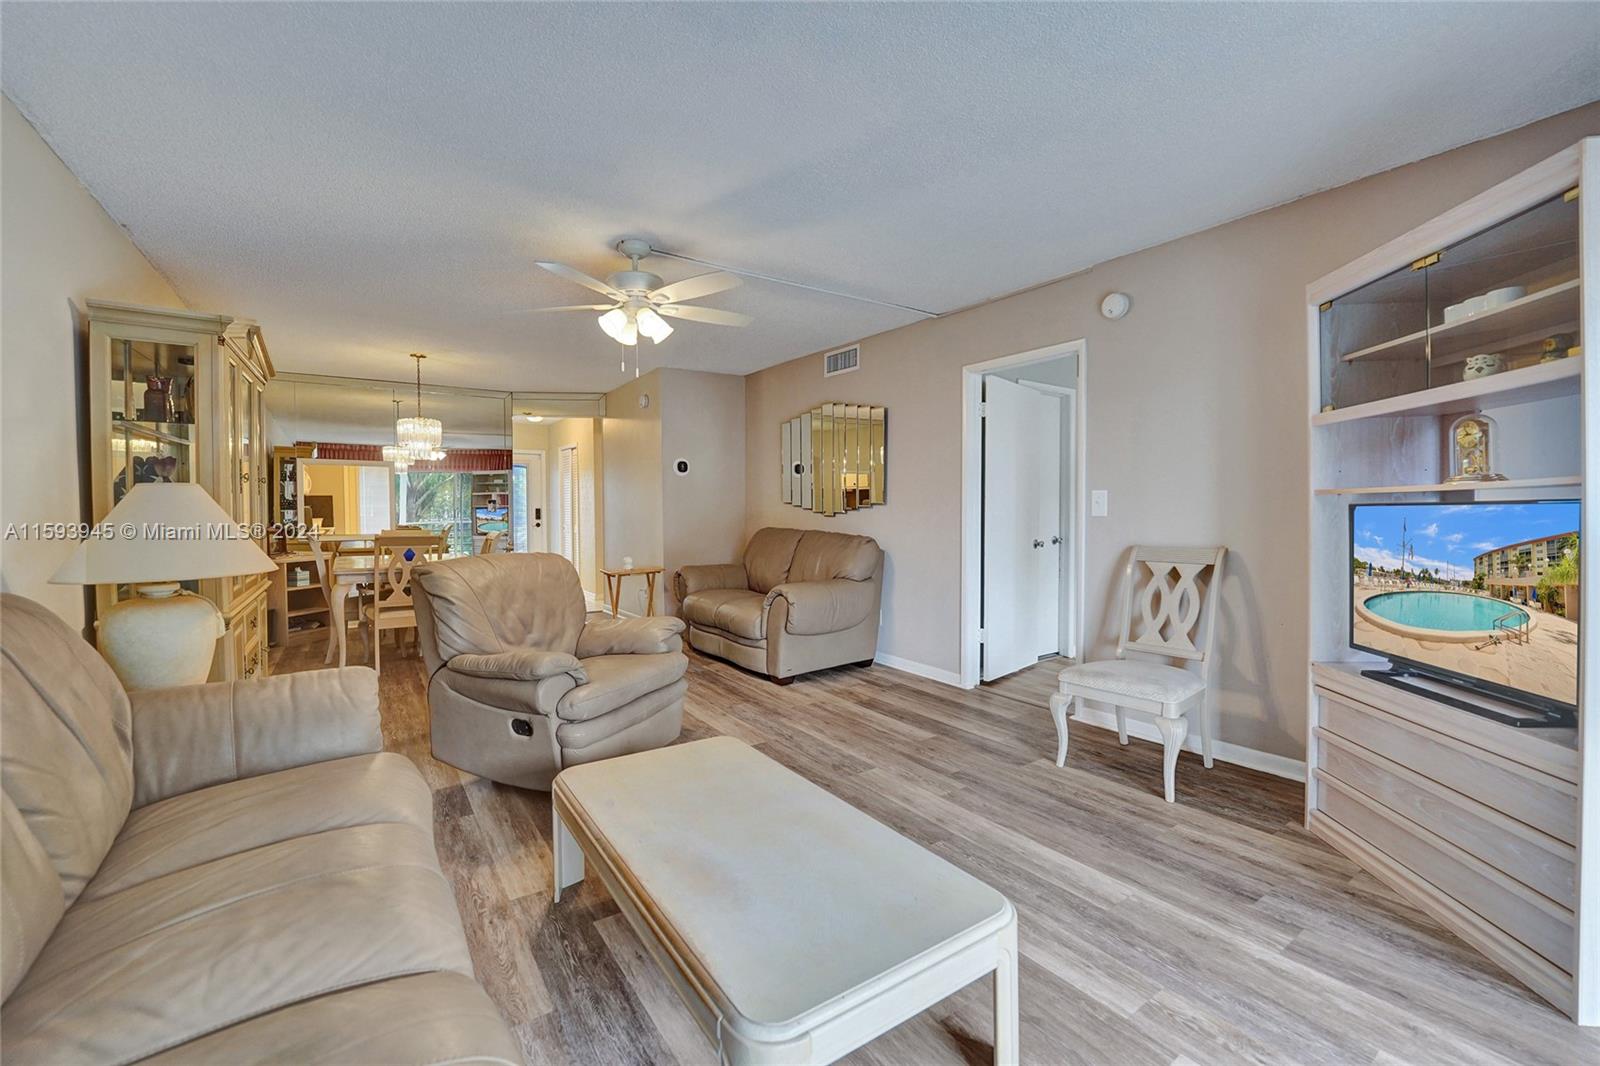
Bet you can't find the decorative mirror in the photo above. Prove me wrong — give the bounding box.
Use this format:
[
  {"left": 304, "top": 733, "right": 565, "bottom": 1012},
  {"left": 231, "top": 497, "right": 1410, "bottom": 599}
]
[{"left": 780, "top": 404, "right": 885, "bottom": 515}]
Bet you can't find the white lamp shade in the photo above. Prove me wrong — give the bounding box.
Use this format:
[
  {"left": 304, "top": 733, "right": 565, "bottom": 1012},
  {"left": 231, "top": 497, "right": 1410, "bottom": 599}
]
[{"left": 51, "top": 483, "right": 276, "bottom": 585}]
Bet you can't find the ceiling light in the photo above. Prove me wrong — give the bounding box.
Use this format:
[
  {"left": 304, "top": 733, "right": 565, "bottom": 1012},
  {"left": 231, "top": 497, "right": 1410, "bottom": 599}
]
[
  {"left": 597, "top": 307, "right": 637, "bottom": 346},
  {"left": 636, "top": 307, "right": 673, "bottom": 343},
  {"left": 516, "top": 413, "right": 545, "bottom": 423},
  {"left": 383, "top": 398, "right": 410, "bottom": 470},
  {"left": 397, "top": 353, "right": 445, "bottom": 460}
]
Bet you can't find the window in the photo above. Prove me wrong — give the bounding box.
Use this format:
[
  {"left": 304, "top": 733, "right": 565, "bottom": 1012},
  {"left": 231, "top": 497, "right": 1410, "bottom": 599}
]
[{"left": 395, "top": 471, "right": 474, "bottom": 555}]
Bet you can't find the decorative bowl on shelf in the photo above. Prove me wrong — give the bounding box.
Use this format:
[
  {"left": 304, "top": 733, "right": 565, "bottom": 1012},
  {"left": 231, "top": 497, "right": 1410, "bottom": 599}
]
[
  {"left": 1461, "top": 352, "right": 1505, "bottom": 380},
  {"left": 1484, "top": 285, "right": 1525, "bottom": 309}
]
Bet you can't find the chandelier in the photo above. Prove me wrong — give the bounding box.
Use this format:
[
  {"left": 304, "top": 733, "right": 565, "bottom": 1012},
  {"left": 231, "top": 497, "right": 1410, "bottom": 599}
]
[
  {"left": 396, "top": 353, "right": 445, "bottom": 461},
  {"left": 382, "top": 397, "right": 410, "bottom": 470}
]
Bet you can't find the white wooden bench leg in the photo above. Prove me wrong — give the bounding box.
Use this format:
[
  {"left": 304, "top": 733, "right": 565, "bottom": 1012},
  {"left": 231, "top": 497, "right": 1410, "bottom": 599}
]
[
  {"left": 1048, "top": 692, "right": 1072, "bottom": 766},
  {"left": 1115, "top": 708, "right": 1128, "bottom": 745},
  {"left": 1155, "top": 715, "right": 1188, "bottom": 804},
  {"left": 552, "top": 805, "right": 585, "bottom": 902},
  {"left": 993, "top": 916, "right": 1019, "bottom": 1066}
]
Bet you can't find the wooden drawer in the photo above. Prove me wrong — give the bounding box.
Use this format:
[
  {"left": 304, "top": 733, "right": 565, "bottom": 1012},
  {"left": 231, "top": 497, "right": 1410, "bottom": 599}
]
[
  {"left": 1315, "top": 774, "right": 1573, "bottom": 973},
  {"left": 1315, "top": 688, "right": 1576, "bottom": 843},
  {"left": 1316, "top": 730, "right": 1573, "bottom": 908}
]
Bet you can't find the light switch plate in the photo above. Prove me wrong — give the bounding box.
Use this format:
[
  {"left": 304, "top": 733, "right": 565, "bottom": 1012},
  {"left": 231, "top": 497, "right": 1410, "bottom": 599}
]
[{"left": 1091, "top": 490, "right": 1108, "bottom": 517}]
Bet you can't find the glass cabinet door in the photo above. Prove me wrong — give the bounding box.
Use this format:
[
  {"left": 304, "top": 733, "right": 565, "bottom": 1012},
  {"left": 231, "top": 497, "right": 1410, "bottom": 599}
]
[{"left": 1320, "top": 189, "right": 1579, "bottom": 411}]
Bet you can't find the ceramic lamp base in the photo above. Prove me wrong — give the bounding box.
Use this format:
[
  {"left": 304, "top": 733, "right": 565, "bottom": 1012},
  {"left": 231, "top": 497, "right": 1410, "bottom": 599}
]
[{"left": 96, "top": 584, "right": 224, "bottom": 691}]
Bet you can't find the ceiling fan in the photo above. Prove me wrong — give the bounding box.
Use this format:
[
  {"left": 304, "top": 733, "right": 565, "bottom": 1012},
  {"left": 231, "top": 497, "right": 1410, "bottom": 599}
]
[{"left": 531, "top": 238, "right": 752, "bottom": 345}]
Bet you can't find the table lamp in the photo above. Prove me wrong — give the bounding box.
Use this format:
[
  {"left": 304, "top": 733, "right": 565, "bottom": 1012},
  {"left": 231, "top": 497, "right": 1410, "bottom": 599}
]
[{"left": 50, "top": 483, "right": 276, "bottom": 690}]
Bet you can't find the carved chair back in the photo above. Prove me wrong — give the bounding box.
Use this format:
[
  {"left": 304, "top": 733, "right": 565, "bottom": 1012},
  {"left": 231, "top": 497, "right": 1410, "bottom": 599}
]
[
  {"left": 371, "top": 533, "right": 438, "bottom": 613},
  {"left": 1115, "top": 546, "right": 1228, "bottom": 675}
]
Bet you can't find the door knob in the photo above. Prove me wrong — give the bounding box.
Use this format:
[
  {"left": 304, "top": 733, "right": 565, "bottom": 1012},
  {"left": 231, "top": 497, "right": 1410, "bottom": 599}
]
[{"left": 1033, "top": 539, "right": 1045, "bottom": 549}]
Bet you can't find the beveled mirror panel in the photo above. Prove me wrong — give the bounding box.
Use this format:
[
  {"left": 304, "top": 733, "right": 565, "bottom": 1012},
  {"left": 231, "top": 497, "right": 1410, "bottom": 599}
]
[{"left": 780, "top": 403, "right": 886, "bottom": 514}]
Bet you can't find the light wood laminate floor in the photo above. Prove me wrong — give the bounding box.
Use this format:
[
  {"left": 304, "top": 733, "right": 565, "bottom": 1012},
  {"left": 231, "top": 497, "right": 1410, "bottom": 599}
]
[{"left": 271, "top": 632, "right": 1595, "bottom": 1065}]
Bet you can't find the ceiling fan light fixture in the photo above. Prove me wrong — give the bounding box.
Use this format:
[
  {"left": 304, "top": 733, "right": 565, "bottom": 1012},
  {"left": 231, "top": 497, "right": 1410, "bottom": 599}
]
[
  {"left": 636, "top": 307, "right": 673, "bottom": 343},
  {"left": 597, "top": 307, "right": 638, "bottom": 346}
]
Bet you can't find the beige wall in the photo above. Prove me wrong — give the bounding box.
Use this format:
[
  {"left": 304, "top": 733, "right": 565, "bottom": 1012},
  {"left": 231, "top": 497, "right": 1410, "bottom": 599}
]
[
  {"left": 1, "top": 97, "right": 187, "bottom": 627},
  {"left": 601, "top": 372, "right": 664, "bottom": 603},
  {"left": 548, "top": 416, "right": 603, "bottom": 594},
  {"left": 660, "top": 369, "right": 746, "bottom": 613},
  {"left": 744, "top": 102, "right": 1600, "bottom": 760}
]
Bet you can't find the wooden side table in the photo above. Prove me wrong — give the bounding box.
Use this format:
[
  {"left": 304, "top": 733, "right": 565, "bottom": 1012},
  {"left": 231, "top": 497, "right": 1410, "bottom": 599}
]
[{"left": 599, "top": 566, "right": 664, "bottom": 618}]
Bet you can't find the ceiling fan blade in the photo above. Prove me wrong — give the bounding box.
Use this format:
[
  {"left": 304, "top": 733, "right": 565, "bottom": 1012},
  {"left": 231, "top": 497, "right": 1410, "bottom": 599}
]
[
  {"left": 506, "top": 303, "right": 615, "bottom": 315},
  {"left": 649, "top": 271, "right": 741, "bottom": 304},
  {"left": 535, "top": 261, "right": 624, "bottom": 300},
  {"left": 657, "top": 304, "right": 753, "bottom": 327}
]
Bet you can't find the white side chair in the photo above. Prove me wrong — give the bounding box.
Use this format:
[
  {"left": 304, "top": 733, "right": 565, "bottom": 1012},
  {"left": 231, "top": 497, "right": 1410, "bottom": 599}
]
[{"left": 1050, "top": 545, "right": 1227, "bottom": 803}]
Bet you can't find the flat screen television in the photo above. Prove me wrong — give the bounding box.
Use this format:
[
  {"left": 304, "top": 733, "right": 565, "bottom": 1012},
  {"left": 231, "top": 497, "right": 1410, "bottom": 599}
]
[{"left": 1349, "top": 500, "right": 1579, "bottom": 727}]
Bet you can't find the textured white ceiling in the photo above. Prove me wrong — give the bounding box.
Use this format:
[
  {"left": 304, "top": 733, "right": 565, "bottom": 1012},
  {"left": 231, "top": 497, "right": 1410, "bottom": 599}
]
[{"left": 4, "top": 3, "right": 1596, "bottom": 391}]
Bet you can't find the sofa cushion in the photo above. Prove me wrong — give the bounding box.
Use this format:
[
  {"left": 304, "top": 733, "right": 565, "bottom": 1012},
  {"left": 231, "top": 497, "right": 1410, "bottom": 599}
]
[
  {"left": 83, "top": 752, "right": 432, "bottom": 901},
  {"left": 557, "top": 653, "right": 689, "bottom": 723},
  {"left": 682, "top": 587, "right": 768, "bottom": 641},
  {"left": 2, "top": 795, "right": 64, "bottom": 1002},
  {"left": 788, "top": 530, "right": 882, "bottom": 583},
  {"left": 136, "top": 971, "right": 522, "bottom": 1066},
  {"left": 414, "top": 553, "right": 587, "bottom": 661},
  {"left": 0, "top": 595, "right": 133, "bottom": 919},
  {"left": 0, "top": 818, "right": 475, "bottom": 1065},
  {"left": 742, "top": 528, "right": 805, "bottom": 593}
]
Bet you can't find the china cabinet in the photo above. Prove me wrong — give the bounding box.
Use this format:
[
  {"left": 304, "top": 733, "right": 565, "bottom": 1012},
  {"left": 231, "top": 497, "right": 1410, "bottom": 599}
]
[
  {"left": 85, "top": 301, "right": 275, "bottom": 682},
  {"left": 1305, "top": 139, "right": 1597, "bottom": 1023}
]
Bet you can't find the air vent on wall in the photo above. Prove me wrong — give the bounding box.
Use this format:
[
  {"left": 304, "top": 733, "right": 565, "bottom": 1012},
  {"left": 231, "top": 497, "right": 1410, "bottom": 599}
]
[{"left": 823, "top": 345, "right": 860, "bottom": 377}]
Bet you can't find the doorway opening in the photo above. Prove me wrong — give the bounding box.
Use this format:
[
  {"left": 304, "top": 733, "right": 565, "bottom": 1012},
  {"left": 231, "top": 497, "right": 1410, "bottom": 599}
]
[
  {"left": 960, "top": 340, "right": 1086, "bottom": 687},
  {"left": 512, "top": 449, "right": 547, "bottom": 552}
]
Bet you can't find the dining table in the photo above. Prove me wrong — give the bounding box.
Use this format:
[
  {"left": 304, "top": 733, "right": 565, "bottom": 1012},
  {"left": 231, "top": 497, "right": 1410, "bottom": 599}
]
[{"left": 320, "top": 538, "right": 462, "bottom": 668}]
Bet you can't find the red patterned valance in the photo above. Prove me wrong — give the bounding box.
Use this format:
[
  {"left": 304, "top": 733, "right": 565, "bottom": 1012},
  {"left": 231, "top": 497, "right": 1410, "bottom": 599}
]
[{"left": 300, "top": 442, "right": 510, "bottom": 473}]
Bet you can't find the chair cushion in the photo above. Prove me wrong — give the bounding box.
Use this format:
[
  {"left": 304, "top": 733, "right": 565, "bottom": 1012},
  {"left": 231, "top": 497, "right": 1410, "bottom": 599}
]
[
  {"left": 413, "top": 552, "right": 586, "bottom": 660},
  {"left": 136, "top": 971, "right": 522, "bottom": 1066},
  {"left": 557, "top": 653, "right": 688, "bottom": 723},
  {"left": 0, "top": 818, "right": 474, "bottom": 1065},
  {"left": 0, "top": 595, "right": 133, "bottom": 922},
  {"left": 82, "top": 752, "right": 432, "bottom": 901},
  {"left": 1057, "top": 659, "right": 1205, "bottom": 704},
  {"left": 682, "top": 588, "right": 768, "bottom": 640},
  {"left": 787, "top": 530, "right": 882, "bottom": 583},
  {"left": 742, "top": 528, "right": 805, "bottom": 593}
]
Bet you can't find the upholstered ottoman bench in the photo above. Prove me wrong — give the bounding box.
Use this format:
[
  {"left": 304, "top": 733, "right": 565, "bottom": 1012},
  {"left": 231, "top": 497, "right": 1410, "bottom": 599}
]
[{"left": 551, "top": 737, "right": 1018, "bottom": 1065}]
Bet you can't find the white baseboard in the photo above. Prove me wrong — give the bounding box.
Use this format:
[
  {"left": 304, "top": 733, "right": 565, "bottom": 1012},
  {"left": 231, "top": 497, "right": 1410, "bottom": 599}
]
[
  {"left": 872, "top": 652, "right": 965, "bottom": 688},
  {"left": 1068, "top": 705, "right": 1306, "bottom": 781}
]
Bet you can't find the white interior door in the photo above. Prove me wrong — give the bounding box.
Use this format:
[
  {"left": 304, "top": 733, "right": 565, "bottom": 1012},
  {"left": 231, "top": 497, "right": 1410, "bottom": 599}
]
[
  {"left": 982, "top": 376, "right": 1061, "bottom": 681},
  {"left": 515, "top": 450, "right": 547, "bottom": 552}
]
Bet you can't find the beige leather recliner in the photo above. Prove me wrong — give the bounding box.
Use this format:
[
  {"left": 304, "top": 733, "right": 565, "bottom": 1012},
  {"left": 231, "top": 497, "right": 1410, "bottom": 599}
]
[
  {"left": 674, "top": 527, "right": 884, "bottom": 684},
  {"left": 0, "top": 594, "right": 521, "bottom": 1065},
  {"left": 413, "top": 552, "right": 688, "bottom": 791}
]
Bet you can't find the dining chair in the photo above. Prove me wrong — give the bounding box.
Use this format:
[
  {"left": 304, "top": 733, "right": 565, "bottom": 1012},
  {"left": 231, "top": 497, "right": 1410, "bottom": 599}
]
[
  {"left": 436, "top": 522, "right": 454, "bottom": 557},
  {"left": 478, "top": 530, "right": 503, "bottom": 554},
  {"left": 1049, "top": 545, "right": 1227, "bottom": 803},
  {"left": 306, "top": 532, "right": 361, "bottom": 666},
  {"left": 360, "top": 532, "right": 435, "bottom": 668}
]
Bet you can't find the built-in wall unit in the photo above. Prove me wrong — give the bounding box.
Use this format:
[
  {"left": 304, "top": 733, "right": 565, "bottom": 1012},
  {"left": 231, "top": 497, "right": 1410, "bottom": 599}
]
[
  {"left": 85, "top": 301, "right": 275, "bottom": 681},
  {"left": 1306, "top": 138, "right": 1597, "bottom": 1022}
]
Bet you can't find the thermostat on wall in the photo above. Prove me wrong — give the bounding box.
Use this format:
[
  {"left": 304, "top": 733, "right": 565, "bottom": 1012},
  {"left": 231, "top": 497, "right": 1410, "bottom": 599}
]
[{"left": 1100, "top": 292, "right": 1131, "bottom": 320}]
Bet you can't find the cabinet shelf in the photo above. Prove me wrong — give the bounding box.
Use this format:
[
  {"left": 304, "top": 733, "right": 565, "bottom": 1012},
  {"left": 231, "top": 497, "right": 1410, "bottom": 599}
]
[
  {"left": 1314, "top": 475, "right": 1581, "bottom": 497},
  {"left": 1313, "top": 357, "right": 1579, "bottom": 426},
  {"left": 1339, "top": 279, "right": 1579, "bottom": 364}
]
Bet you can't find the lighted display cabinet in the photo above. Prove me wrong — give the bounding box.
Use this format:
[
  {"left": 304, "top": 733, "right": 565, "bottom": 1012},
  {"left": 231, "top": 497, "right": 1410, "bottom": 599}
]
[
  {"left": 85, "top": 301, "right": 275, "bottom": 682},
  {"left": 1305, "top": 140, "right": 1597, "bottom": 1023}
]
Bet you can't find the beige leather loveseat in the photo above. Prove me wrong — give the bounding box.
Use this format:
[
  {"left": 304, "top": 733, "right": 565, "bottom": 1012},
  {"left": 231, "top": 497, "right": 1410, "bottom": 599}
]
[
  {"left": 675, "top": 527, "right": 884, "bottom": 684},
  {"left": 413, "top": 552, "right": 688, "bottom": 791},
  {"left": 0, "top": 594, "right": 521, "bottom": 1065}
]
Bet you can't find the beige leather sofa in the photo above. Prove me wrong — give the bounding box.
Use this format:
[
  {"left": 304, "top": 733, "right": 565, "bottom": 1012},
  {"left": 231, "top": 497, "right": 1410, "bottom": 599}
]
[
  {"left": 0, "top": 594, "right": 521, "bottom": 1065},
  {"left": 413, "top": 552, "right": 688, "bottom": 791},
  {"left": 674, "top": 528, "right": 884, "bottom": 684}
]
